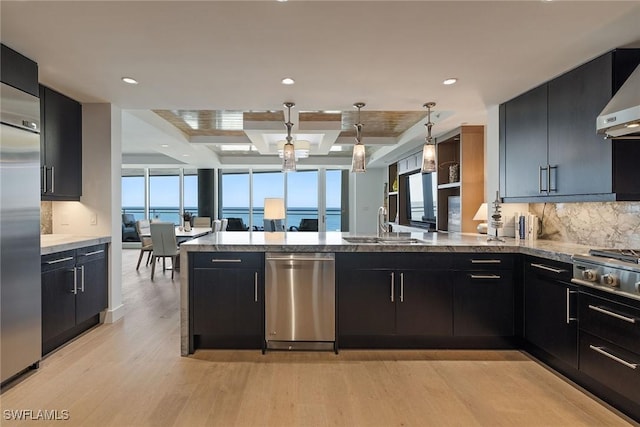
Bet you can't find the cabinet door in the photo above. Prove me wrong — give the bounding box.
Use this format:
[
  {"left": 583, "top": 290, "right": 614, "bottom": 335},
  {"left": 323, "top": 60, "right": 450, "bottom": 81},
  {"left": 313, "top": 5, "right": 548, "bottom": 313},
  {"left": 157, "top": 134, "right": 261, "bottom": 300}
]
[
  {"left": 338, "top": 268, "right": 395, "bottom": 336},
  {"left": 192, "top": 268, "right": 261, "bottom": 341},
  {"left": 453, "top": 271, "right": 514, "bottom": 336},
  {"left": 502, "top": 84, "right": 548, "bottom": 198},
  {"left": 40, "top": 85, "right": 82, "bottom": 199},
  {"left": 75, "top": 253, "right": 107, "bottom": 324},
  {"left": 396, "top": 270, "right": 452, "bottom": 336},
  {"left": 524, "top": 269, "right": 578, "bottom": 368},
  {"left": 548, "top": 53, "right": 612, "bottom": 196},
  {"left": 41, "top": 268, "right": 76, "bottom": 343}
]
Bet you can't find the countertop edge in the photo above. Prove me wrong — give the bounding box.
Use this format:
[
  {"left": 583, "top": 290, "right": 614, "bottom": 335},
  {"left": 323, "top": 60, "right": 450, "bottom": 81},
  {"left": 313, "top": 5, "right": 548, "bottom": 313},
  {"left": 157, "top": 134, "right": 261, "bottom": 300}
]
[{"left": 41, "top": 235, "right": 112, "bottom": 255}]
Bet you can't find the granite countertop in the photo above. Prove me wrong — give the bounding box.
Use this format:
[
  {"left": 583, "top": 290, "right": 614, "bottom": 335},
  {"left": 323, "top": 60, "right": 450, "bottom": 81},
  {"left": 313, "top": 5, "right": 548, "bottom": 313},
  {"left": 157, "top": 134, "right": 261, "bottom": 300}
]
[
  {"left": 41, "top": 234, "right": 112, "bottom": 255},
  {"left": 180, "top": 231, "right": 591, "bottom": 263}
]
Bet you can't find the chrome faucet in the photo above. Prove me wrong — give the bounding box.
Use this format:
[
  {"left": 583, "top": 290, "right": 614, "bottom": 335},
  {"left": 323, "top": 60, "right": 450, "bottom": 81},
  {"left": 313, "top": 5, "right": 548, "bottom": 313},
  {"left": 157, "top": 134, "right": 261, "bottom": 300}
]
[{"left": 377, "top": 206, "right": 389, "bottom": 237}]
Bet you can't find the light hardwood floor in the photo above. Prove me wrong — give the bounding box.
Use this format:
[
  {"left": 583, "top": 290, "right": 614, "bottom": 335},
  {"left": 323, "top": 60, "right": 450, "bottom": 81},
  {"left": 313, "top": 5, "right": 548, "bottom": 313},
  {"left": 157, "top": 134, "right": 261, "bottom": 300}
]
[{"left": 0, "top": 249, "right": 636, "bottom": 427}]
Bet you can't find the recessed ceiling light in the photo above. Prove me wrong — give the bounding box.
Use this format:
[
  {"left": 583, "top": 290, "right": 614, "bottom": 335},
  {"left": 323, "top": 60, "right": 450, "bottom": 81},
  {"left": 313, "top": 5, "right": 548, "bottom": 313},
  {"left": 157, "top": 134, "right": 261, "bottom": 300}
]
[
  {"left": 281, "top": 77, "right": 295, "bottom": 85},
  {"left": 160, "top": 144, "right": 169, "bottom": 148},
  {"left": 625, "top": 123, "right": 639, "bottom": 128},
  {"left": 182, "top": 154, "right": 190, "bottom": 157},
  {"left": 443, "top": 78, "right": 458, "bottom": 85},
  {"left": 121, "top": 77, "right": 138, "bottom": 85},
  {"left": 277, "top": 0, "right": 288, "bottom": 2}
]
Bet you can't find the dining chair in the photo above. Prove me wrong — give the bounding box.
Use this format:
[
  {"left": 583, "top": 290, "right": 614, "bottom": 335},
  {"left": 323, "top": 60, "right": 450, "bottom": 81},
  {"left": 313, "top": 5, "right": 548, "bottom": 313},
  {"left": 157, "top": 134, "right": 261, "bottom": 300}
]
[
  {"left": 193, "top": 216, "right": 211, "bottom": 227},
  {"left": 135, "top": 219, "right": 153, "bottom": 270},
  {"left": 149, "top": 222, "right": 180, "bottom": 280},
  {"left": 212, "top": 219, "right": 222, "bottom": 232}
]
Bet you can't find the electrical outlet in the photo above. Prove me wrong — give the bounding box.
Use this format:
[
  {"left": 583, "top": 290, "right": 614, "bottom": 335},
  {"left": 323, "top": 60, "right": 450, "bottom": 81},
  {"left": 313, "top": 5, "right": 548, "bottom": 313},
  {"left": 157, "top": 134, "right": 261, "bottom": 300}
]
[{"left": 90, "top": 213, "right": 97, "bottom": 225}]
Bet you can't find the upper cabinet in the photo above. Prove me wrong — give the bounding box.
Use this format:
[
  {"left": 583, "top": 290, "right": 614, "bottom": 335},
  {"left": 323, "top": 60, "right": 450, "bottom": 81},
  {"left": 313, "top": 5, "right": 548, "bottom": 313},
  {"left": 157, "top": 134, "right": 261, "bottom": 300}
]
[
  {"left": 40, "top": 85, "right": 82, "bottom": 201},
  {"left": 0, "top": 44, "right": 38, "bottom": 97},
  {"left": 500, "top": 49, "right": 640, "bottom": 202}
]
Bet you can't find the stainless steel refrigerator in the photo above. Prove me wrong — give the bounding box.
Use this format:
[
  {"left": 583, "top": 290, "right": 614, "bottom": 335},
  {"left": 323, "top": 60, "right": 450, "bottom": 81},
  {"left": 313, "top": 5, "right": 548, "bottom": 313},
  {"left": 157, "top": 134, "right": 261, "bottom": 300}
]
[{"left": 1, "top": 82, "right": 42, "bottom": 383}]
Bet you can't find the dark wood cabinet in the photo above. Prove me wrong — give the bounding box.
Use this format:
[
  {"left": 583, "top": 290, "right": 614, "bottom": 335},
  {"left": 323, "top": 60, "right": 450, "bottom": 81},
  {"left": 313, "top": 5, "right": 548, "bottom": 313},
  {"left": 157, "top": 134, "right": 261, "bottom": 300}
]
[
  {"left": 453, "top": 271, "right": 514, "bottom": 337},
  {"left": 500, "top": 49, "right": 640, "bottom": 202},
  {"left": 523, "top": 257, "right": 578, "bottom": 372},
  {"left": 190, "top": 253, "right": 263, "bottom": 350},
  {"left": 337, "top": 253, "right": 452, "bottom": 347},
  {"left": 40, "top": 85, "right": 82, "bottom": 201},
  {"left": 1, "top": 44, "right": 38, "bottom": 97},
  {"left": 41, "top": 244, "right": 107, "bottom": 355}
]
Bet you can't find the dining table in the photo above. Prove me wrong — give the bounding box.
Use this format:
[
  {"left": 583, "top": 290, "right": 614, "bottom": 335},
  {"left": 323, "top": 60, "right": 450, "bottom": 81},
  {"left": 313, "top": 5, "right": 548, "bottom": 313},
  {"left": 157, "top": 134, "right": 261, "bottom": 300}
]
[{"left": 140, "top": 226, "right": 212, "bottom": 243}]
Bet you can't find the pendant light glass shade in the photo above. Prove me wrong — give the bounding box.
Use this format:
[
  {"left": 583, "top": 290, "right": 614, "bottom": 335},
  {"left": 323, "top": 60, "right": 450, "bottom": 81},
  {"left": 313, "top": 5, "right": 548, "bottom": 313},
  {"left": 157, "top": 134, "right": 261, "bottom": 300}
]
[
  {"left": 282, "top": 142, "right": 296, "bottom": 172},
  {"left": 351, "top": 142, "right": 366, "bottom": 173},
  {"left": 282, "top": 102, "right": 296, "bottom": 172},
  {"left": 421, "top": 102, "right": 437, "bottom": 173},
  {"left": 351, "top": 103, "right": 366, "bottom": 173}
]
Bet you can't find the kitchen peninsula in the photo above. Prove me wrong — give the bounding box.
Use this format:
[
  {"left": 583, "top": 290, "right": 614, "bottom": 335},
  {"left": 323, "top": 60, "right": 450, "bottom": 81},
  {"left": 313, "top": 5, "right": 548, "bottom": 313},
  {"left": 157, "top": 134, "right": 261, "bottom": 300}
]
[{"left": 179, "top": 231, "right": 590, "bottom": 355}]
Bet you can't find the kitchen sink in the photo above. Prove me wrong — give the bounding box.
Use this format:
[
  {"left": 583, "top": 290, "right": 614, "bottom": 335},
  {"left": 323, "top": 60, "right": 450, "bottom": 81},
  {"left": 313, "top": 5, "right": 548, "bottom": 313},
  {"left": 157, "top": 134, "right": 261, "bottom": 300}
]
[{"left": 342, "top": 236, "right": 424, "bottom": 244}]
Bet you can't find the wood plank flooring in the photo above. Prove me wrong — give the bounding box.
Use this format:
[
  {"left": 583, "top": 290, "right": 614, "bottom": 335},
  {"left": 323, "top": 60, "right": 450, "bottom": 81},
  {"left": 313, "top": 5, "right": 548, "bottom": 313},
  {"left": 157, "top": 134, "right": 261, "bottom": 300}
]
[{"left": 0, "top": 249, "right": 635, "bottom": 427}]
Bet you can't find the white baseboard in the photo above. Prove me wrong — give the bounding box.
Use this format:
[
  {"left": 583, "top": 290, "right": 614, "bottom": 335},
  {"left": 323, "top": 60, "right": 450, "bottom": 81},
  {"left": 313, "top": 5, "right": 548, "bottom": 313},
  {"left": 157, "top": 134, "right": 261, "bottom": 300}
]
[{"left": 101, "top": 304, "right": 125, "bottom": 324}]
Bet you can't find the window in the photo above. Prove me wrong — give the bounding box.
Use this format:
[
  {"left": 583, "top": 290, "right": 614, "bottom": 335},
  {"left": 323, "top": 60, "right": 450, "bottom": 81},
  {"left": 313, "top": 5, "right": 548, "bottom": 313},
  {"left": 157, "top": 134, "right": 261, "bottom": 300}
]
[
  {"left": 252, "top": 171, "right": 284, "bottom": 230},
  {"left": 405, "top": 171, "right": 437, "bottom": 229},
  {"left": 149, "top": 169, "right": 180, "bottom": 224},
  {"left": 326, "top": 169, "right": 342, "bottom": 231},
  {"left": 220, "top": 172, "right": 250, "bottom": 226},
  {"left": 183, "top": 169, "right": 198, "bottom": 216},
  {"left": 286, "top": 170, "right": 318, "bottom": 230},
  {"left": 121, "top": 169, "right": 145, "bottom": 221}
]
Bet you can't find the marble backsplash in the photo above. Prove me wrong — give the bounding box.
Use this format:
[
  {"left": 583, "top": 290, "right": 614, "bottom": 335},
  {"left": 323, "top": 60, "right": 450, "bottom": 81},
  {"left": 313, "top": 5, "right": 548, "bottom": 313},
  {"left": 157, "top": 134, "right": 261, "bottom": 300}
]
[
  {"left": 529, "top": 202, "right": 640, "bottom": 249},
  {"left": 41, "top": 201, "right": 52, "bottom": 234}
]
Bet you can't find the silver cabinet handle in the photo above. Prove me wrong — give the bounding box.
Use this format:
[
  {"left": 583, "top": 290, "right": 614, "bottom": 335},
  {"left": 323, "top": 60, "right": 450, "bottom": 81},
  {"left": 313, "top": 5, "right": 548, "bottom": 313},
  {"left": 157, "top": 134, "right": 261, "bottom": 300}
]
[
  {"left": 400, "top": 273, "right": 404, "bottom": 303},
  {"left": 72, "top": 267, "right": 78, "bottom": 294},
  {"left": 539, "top": 165, "right": 548, "bottom": 193},
  {"left": 211, "top": 259, "right": 242, "bottom": 263},
  {"left": 50, "top": 165, "right": 55, "bottom": 193},
  {"left": 82, "top": 249, "right": 104, "bottom": 256},
  {"left": 566, "top": 288, "right": 577, "bottom": 324},
  {"left": 469, "top": 274, "right": 501, "bottom": 279},
  {"left": 588, "top": 305, "right": 636, "bottom": 324},
  {"left": 589, "top": 345, "right": 637, "bottom": 370},
  {"left": 254, "top": 272, "right": 258, "bottom": 303},
  {"left": 531, "top": 263, "right": 566, "bottom": 274},
  {"left": 80, "top": 265, "right": 85, "bottom": 293},
  {"left": 549, "top": 165, "right": 557, "bottom": 192},
  {"left": 470, "top": 259, "right": 501, "bottom": 264},
  {"left": 390, "top": 272, "right": 395, "bottom": 303},
  {"left": 46, "top": 256, "right": 74, "bottom": 265}
]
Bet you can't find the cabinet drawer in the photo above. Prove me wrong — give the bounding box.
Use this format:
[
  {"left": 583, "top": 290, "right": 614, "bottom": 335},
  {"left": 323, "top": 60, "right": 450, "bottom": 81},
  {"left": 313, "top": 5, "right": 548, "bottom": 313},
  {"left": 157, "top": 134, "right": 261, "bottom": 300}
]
[
  {"left": 191, "top": 252, "right": 262, "bottom": 269},
  {"left": 524, "top": 256, "right": 572, "bottom": 282},
  {"left": 452, "top": 253, "right": 514, "bottom": 270},
  {"left": 41, "top": 250, "right": 75, "bottom": 273},
  {"left": 76, "top": 244, "right": 106, "bottom": 264},
  {"left": 579, "top": 332, "right": 640, "bottom": 404},
  {"left": 579, "top": 292, "right": 640, "bottom": 354}
]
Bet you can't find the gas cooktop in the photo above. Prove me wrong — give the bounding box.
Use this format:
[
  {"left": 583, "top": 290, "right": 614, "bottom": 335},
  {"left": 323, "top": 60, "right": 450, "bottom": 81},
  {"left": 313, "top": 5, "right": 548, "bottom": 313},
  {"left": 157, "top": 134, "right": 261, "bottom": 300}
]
[
  {"left": 589, "top": 248, "right": 640, "bottom": 264},
  {"left": 572, "top": 248, "right": 640, "bottom": 301}
]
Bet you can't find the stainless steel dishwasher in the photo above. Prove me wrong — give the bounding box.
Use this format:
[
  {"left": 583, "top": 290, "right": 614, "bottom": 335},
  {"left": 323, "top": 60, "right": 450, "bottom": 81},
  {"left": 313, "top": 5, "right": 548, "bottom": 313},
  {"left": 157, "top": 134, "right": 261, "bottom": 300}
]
[{"left": 265, "top": 253, "right": 335, "bottom": 351}]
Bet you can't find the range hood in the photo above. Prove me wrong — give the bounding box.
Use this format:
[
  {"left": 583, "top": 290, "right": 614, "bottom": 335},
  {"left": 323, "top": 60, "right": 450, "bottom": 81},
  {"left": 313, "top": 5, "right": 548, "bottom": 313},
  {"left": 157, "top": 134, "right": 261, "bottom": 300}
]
[{"left": 597, "top": 64, "right": 640, "bottom": 139}]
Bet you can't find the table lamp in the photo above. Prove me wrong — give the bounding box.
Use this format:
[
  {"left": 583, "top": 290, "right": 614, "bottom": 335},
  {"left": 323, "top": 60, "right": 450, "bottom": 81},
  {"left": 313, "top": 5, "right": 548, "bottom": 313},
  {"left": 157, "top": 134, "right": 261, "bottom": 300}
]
[
  {"left": 264, "top": 198, "right": 285, "bottom": 231},
  {"left": 473, "top": 203, "right": 488, "bottom": 234}
]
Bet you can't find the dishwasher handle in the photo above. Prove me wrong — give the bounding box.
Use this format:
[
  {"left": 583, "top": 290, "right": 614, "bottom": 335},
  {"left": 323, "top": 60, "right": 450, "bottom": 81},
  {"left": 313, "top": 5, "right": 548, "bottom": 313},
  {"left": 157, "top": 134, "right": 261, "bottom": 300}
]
[{"left": 266, "top": 255, "right": 335, "bottom": 262}]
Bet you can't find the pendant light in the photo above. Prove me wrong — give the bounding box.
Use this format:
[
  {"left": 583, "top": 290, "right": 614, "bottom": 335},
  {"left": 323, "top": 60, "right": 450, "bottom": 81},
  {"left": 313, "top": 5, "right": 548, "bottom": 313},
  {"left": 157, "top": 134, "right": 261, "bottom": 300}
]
[
  {"left": 282, "top": 102, "right": 296, "bottom": 172},
  {"left": 421, "top": 102, "right": 437, "bottom": 173},
  {"left": 351, "top": 102, "right": 366, "bottom": 173}
]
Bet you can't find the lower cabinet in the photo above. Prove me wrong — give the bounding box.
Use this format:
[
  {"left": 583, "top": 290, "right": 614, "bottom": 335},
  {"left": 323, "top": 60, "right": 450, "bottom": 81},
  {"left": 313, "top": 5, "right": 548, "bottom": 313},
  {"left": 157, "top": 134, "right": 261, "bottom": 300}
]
[
  {"left": 523, "top": 256, "right": 578, "bottom": 372},
  {"left": 578, "top": 289, "right": 640, "bottom": 421},
  {"left": 337, "top": 252, "right": 515, "bottom": 348},
  {"left": 41, "top": 244, "right": 107, "bottom": 355},
  {"left": 190, "top": 252, "right": 263, "bottom": 351}
]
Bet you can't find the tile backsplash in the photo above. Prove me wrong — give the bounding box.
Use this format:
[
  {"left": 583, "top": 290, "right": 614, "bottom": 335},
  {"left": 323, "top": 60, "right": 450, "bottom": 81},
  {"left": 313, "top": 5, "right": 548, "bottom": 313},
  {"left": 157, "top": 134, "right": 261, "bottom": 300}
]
[
  {"left": 41, "top": 201, "right": 52, "bottom": 234},
  {"left": 529, "top": 202, "right": 640, "bottom": 248}
]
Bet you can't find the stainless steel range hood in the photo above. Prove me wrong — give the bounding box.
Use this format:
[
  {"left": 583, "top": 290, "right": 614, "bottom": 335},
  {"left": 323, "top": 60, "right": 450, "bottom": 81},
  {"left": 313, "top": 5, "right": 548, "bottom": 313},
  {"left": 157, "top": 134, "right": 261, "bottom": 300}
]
[{"left": 597, "top": 64, "right": 640, "bottom": 139}]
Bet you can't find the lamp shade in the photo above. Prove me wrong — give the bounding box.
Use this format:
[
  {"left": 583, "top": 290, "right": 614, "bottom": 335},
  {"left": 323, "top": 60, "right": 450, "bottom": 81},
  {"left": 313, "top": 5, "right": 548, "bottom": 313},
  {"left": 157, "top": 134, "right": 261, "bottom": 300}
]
[
  {"left": 264, "top": 198, "right": 285, "bottom": 220},
  {"left": 473, "top": 203, "right": 488, "bottom": 221},
  {"left": 421, "top": 143, "right": 436, "bottom": 173},
  {"left": 351, "top": 143, "right": 366, "bottom": 173},
  {"left": 282, "top": 143, "right": 296, "bottom": 171}
]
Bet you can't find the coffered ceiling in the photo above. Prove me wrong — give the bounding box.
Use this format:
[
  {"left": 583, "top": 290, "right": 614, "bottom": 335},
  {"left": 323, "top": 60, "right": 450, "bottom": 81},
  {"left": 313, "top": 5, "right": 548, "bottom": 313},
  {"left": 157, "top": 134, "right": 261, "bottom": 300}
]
[{"left": 2, "top": 1, "right": 640, "bottom": 169}]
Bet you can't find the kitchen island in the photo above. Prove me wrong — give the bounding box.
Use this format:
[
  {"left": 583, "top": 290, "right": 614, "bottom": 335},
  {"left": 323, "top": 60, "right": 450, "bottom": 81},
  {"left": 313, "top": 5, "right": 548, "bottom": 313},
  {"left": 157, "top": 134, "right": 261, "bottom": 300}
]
[{"left": 179, "top": 231, "right": 590, "bottom": 356}]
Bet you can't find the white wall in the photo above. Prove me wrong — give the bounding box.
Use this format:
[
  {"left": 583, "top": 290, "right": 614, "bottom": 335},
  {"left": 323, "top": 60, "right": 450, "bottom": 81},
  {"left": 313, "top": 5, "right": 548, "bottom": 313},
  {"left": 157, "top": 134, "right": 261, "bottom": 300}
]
[
  {"left": 52, "top": 104, "right": 123, "bottom": 323},
  {"left": 349, "top": 167, "right": 385, "bottom": 234},
  {"left": 485, "top": 105, "right": 528, "bottom": 237}
]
